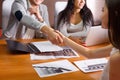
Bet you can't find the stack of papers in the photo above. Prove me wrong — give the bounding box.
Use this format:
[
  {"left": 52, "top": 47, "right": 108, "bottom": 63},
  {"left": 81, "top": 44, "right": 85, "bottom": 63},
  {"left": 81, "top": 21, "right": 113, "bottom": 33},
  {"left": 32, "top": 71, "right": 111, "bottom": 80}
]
[
  {"left": 33, "top": 60, "right": 79, "bottom": 77},
  {"left": 30, "top": 41, "right": 79, "bottom": 60},
  {"left": 74, "top": 58, "right": 108, "bottom": 73}
]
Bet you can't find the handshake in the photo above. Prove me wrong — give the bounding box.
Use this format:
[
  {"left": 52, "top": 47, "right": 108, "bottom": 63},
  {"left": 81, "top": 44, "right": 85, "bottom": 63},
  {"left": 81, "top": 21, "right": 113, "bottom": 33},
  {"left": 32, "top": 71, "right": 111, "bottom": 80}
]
[{"left": 42, "top": 27, "right": 66, "bottom": 45}]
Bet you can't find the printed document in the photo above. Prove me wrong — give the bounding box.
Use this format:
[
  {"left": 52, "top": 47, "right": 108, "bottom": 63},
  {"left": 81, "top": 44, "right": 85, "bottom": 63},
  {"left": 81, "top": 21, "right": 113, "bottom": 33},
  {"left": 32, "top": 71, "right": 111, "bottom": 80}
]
[
  {"left": 74, "top": 58, "right": 108, "bottom": 73},
  {"left": 33, "top": 60, "right": 79, "bottom": 77}
]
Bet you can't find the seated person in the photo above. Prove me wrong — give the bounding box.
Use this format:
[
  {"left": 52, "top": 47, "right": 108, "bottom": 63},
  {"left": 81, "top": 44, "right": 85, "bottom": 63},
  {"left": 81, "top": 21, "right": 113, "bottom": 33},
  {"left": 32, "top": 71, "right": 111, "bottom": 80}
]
[
  {"left": 2, "top": 0, "right": 50, "bottom": 39},
  {"left": 56, "top": 0, "right": 93, "bottom": 43}
]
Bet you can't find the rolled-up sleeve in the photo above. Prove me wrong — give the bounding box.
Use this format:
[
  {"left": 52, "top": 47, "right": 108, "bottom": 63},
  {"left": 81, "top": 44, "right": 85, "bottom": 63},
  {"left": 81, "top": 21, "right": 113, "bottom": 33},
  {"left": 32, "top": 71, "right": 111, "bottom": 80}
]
[{"left": 20, "top": 15, "right": 47, "bottom": 31}]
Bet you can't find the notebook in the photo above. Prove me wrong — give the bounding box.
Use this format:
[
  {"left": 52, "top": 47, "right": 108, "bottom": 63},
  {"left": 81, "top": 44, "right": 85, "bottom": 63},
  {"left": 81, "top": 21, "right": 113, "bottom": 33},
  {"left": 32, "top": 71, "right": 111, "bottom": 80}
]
[{"left": 85, "top": 26, "right": 109, "bottom": 46}]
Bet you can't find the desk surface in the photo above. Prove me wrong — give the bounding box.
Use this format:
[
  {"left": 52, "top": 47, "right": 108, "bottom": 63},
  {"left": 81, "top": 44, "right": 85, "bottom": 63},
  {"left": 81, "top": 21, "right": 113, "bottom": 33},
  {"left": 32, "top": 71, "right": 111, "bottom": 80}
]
[{"left": 0, "top": 39, "right": 109, "bottom": 80}]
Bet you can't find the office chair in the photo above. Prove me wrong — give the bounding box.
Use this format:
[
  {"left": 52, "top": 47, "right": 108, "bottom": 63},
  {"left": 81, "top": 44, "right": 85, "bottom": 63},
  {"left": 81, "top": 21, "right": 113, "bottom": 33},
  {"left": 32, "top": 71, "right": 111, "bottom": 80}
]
[
  {"left": 2, "top": 0, "right": 15, "bottom": 32},
  {"left": 54, "top": 1, "right": 67, "bottom": 29},
  {"left": 86, "top": 0, "right": 105, "bottom": 25}
]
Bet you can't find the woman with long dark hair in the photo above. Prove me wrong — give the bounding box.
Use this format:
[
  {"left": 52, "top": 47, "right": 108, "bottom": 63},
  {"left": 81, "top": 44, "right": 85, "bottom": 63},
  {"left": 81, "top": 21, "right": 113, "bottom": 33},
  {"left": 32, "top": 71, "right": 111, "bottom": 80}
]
[
  {"left": 56, "top": 0, "right": 93, "bottom": 42},
  {"left": 56, "top": 0, "right": 120, "bottom": 79}
]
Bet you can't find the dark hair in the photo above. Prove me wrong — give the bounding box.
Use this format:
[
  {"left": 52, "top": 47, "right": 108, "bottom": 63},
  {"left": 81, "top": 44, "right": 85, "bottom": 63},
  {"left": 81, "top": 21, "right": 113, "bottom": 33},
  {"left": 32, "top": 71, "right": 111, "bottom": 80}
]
[
  {"left": 56, "top": 0, "right": 94, "bottom": 29},
  {"left": 106, "top": 0, "right": 120, "bottom": 49}
]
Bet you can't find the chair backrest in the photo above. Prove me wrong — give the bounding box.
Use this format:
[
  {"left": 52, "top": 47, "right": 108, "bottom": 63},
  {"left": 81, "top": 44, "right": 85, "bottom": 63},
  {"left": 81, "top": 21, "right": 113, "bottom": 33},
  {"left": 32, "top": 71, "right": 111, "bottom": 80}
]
[
  {"left": 55, "top": 1, "right": 67, "bottom": 16},
  {"left": 2, "top": 0, "right": 15, "bottom": 31},
  {"left": 54, "top": 1, "right": 67, "bottom": 29},
  {"left": 86, "top": 0, "right": 105, "bottom": 25}
]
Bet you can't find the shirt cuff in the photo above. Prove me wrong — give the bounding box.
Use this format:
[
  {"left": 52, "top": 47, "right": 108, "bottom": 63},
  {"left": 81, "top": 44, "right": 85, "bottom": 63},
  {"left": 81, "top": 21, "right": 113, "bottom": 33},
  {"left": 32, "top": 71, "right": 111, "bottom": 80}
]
[{"left": 39, "top": 21, "right": 47, "bottom": 31}]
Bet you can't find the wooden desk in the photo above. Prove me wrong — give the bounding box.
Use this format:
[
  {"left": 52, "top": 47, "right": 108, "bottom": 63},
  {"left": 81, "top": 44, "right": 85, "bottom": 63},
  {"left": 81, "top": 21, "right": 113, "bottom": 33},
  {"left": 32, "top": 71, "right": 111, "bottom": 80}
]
[{"left": 0, "top": 39, "right": 109, "bottom": 80}]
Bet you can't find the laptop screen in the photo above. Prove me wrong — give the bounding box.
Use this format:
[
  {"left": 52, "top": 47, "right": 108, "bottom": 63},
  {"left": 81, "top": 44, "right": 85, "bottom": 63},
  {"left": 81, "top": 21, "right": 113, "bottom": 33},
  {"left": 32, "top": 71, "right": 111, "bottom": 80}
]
[{"left": 85, "top": 26, "right": 109, "bottom": 46}]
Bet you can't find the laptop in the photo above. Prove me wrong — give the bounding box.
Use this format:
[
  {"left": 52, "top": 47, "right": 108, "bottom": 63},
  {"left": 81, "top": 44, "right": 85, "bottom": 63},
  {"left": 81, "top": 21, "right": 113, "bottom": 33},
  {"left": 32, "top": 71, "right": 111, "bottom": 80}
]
[
  {"left": 85, "top": 25, "right": 109, "bottom": 46},
  {"left": 6, "top": 39, "right": 40, "bottom": 53}
]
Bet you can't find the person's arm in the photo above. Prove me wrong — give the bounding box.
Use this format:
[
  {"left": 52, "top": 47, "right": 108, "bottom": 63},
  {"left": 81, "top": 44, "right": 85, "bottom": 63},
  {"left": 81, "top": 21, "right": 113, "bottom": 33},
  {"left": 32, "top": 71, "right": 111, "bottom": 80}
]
[
  {"left": 20, "top": 14, "right": 63, "bottom": 44},
  {"left": 28, "top": 6, "right": 44, "bottom": 22},
  {"left": 110, "top": 52, "right": 120, "bottom": 80},
  {"left": 64, "top": 36, "right": 112, "bottom": 58},
  {"left": 56, "top": 30, "right": 112, "bottom": 58},
  {"left": 28, "top": 4, "right": 50, "bottom": 26},
  {"left": 12, "top": 1, "right": 63, "bottom": 44},
  {"left": 12, "top": 1, "right": 43, "bottom": 30}
]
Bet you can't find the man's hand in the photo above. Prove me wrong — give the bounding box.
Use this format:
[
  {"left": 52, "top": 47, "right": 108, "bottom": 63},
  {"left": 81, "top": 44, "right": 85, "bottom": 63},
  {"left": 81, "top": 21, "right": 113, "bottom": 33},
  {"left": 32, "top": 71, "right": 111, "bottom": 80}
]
[
  {"left": 40, "top": 26, "right": 63, "bottom": 45},
  {"left": 47, "top": 30, "right": 63, "bottom": 45},
  {"left": 28, "top": 7, "right": 43, "bottom": 22}
]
